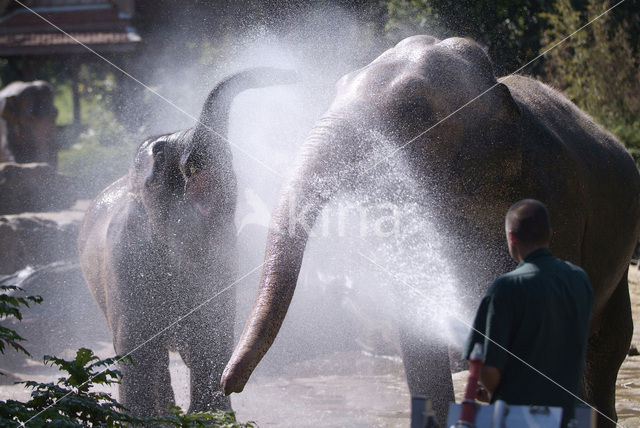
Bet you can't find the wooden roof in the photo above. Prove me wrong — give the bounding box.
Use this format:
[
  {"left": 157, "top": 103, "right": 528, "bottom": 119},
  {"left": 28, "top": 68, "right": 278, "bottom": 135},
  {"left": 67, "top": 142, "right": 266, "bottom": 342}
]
[{"left": 0, "top": 1, "right": 140, "bottom": 56}]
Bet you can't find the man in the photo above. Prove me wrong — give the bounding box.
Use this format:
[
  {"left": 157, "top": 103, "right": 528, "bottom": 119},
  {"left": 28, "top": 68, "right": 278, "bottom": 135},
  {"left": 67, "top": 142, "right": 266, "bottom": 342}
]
[{"left": 463, "top": 199, "right": 593, "bottom": 426}]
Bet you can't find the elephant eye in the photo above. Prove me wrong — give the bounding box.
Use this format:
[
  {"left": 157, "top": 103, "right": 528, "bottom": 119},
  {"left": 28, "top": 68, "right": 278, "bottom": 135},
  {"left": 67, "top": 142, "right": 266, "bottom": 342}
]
[
  {"left": 185, "top": 152, "right": 207, "bottom": 177},
  {"left": 152, "top": 140, "right": 166, "bottom": 157}
]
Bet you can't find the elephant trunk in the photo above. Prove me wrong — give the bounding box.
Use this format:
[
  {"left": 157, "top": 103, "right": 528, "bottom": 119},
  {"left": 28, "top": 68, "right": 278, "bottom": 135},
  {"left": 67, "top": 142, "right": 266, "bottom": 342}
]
[
  {"left": 193, "top": 67, "right": 298, "bottom": 140},
  {"left": 185, "top": 67, "right": 298, "bottom": 218},
  {"left": 222, "top": 116, "right": 360, "bottom": 393}
]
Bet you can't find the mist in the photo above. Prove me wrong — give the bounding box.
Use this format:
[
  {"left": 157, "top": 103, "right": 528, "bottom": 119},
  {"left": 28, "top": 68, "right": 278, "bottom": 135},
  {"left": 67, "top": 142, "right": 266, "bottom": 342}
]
[
  {"left": 119, "top": 4, "right": 475, "bottom": 380},
  {"left": 155, "top": 5, "right": 473, "bottom": 377},
  {"left": 2, "top": 2, "right": 475, "bottom": 421}
]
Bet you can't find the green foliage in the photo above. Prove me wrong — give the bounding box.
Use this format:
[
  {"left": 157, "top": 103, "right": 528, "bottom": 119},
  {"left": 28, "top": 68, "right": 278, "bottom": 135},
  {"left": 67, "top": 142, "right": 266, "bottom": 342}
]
[
  {"left": 163, "top": 406, "right": 256, "bottom": 428},
  {"left": 384, "top": 0, "right": 444, "bottom": 37},
  {"left": 52, "top": 83, "right": 74, "bottom": 126},
  {"left": 0, "top": 348, "right": 143, "bottom": 427},
  {"left": 0, "top": 285, "right": 42, "bottom": 357},
  {"left": 58, "top": 138, "right": 136, "bottom": 197},
  {"left": 54, "top": 63, "right": 118, "bottom": 126},
  {"left": 611, "top": 121, "right": 640, "bottom": 163},
  {"left": 383, "top": 0, "right": 549, "bottom": 74},
  {"left": 0, "top": 347, "right": 254, "bottom": 427},
  {"left": 55, "top": 63, "right": 143, "bottom": 197},
  {"left": 0, "top": 286, "right": 254, "bottom": 427},
  {"left": 0, "top": 342, "right": 252, "bottom": 427},
  {"left": 57, "top": 95, "right": 140, "bottom": 196},
  {"left": 541, "top": 0, "right": 640, "bottom": 165},
  {"left": 0, "top": 284, "right": 137, "bottom": 426}
]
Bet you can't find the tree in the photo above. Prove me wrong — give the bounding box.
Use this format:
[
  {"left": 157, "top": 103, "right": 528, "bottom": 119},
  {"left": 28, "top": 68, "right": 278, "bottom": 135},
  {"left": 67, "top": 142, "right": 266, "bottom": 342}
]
[
  {"left": 383, "top": 0, "right": 552, "bottom": 74},
  {"left": 541, "top": 0, "right": 640, "bottom": 164},
  {"left": 0, "top": 284, "right": 41, "bottom": 362}
]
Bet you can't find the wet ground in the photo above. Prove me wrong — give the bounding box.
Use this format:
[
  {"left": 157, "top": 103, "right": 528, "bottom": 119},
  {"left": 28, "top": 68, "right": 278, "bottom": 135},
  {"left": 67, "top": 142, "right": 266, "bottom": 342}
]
[
  {"left": 2, "top": 269, "right": 640, "bottom": 427},
  {"left": 235, "top": 266, "right": 640, "bottom": 427}
]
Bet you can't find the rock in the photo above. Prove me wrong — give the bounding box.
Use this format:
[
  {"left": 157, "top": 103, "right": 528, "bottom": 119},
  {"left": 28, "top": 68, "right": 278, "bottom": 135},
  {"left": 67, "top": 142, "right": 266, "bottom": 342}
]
[
  {"left": 0, "top": 81, "right": 58, "bottom": 167},
  {"left": 0, "top": 207, "right": 85, "bottom": 275},
  {"left": 0, "top": 162, "right": 78, "bottom": 214},
  {"left": 0, "top": 262, "right": 110, "bottom": 369}
]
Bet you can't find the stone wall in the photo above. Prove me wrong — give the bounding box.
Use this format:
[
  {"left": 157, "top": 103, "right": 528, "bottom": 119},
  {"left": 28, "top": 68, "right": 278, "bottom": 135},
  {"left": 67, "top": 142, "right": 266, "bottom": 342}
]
[
  {"left": 0, "top": 162, "right": 78, "bottom": 215},
  {"left": 0, "top": 208, "right": 85, "bottom": 275}
]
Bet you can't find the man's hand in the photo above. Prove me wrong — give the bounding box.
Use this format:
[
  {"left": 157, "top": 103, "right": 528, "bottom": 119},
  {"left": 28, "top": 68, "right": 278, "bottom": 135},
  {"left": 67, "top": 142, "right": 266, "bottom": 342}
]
[
  {"left": 476, "top": 385, "right": 491, "bottom": 403},
  {"left": 479, "top": 365, "right": 501, "bottom": 397}
]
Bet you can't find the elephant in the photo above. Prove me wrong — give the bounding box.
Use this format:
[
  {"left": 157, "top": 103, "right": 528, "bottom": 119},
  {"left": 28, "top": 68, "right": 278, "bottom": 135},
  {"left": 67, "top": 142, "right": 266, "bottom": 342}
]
[
  {"left": 0, "top": 81, "right": 58, "bottom": 167},
  {"left": 221, "top": 36, "right": 640, "bottom": 427},
  {"left": 78, "top": 67, "right": 296, "bottom": 418}
]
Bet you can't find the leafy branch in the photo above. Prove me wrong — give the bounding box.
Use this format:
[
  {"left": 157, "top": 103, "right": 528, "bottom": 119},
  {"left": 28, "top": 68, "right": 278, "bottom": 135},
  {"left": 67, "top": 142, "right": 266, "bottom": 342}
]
[{"left": 0, "top": 285, "right": 42, "bottom": 357}]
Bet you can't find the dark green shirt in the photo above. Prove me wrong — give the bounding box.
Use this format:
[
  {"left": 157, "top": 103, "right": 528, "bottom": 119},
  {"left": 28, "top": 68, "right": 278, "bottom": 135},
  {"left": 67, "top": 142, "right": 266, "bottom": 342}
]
[{"left": 463, "top": 248, "right": 593, "bottom": 422}]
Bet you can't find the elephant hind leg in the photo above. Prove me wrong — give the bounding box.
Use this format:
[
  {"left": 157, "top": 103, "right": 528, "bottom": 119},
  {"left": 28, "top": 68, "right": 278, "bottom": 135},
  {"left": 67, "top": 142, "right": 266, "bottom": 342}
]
[
  {"left": 399, "top": 328, "right": 454, "bottom": 426},
  {"left": 583, "top": 270, "right": 633, "bottom": 428}
]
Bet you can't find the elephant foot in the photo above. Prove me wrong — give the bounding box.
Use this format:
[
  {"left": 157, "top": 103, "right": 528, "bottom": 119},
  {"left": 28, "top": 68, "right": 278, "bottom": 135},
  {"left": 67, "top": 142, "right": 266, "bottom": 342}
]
[{"left": 399, "top": 331, "right": 454, "bottom": 426}]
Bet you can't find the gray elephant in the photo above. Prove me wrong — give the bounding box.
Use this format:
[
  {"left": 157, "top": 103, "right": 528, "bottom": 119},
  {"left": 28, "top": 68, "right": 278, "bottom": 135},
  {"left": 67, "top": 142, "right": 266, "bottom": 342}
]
[
  {"left": 221, "top": 36, "right": 640, "bottom": 427},
  {"left": 78, "top": 67, "right": 296, "bottom": 417},
  {"left": 0, "top": 81, "right": 58, "bottom": 166}
]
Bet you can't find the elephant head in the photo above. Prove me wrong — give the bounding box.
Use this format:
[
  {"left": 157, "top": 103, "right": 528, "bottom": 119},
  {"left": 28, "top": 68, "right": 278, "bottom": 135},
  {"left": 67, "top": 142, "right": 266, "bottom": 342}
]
[
  {"left": 128, "top": 67, "right": 298, "bottom": 241},
  {"left": 221, "top": 36, "right": 523, "bottom": 393}
]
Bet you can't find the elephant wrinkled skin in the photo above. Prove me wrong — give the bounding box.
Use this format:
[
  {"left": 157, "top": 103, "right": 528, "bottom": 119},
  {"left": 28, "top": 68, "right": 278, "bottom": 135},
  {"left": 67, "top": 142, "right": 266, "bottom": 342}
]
[
  {"left": 78, "top": 68, "right": 296, "bottom": 417},
  {"left": 222, "top": 36, "right": 640, "bottom": 427}
]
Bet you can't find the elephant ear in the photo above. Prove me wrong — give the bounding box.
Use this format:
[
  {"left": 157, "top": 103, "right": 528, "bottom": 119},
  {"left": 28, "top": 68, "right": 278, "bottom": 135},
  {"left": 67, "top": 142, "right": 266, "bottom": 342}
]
[
  {"left": 490, "top": 82, "right": 521, "bottom": 125},
  {"left": 454, "top": 83, "right": 522, "bottom": 196},
  {"left": 0, "top": 96, "right": 16, "bottom": 121}
]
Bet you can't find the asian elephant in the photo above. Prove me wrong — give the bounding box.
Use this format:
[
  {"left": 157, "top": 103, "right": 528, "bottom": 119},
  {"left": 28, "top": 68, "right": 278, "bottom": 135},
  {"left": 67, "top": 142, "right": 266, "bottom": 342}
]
[
  {"left": 78, "top": 67, "right": 296, "bottom": 418},
  {"left": 221, "top": 36, "right": 640, "bottom": 427},
  {"left": 0, "top": 81, "right": 58, "bottom": 166}
]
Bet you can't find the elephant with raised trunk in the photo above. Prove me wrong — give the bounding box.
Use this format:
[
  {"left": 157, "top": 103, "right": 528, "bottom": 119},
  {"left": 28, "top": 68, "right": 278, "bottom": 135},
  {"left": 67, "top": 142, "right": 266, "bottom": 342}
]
[
  {"left": 78, "top": 67, "right": 296, "bottom": 417},
  {"left": 222, "top": 36, "right": 640, "bottom": 427}
]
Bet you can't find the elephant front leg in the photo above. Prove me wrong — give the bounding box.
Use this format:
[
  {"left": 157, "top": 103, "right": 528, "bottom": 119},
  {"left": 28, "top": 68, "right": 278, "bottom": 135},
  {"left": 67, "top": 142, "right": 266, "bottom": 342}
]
[
  {"left": 183, "top": 349, "right": 232, "bottom": 413},
  {"left": 399, "top": 328, "right": 454, "bottom": 426},
  {"left": 179, "top": 310, "right": 233, "bottom": 413},
  {"left": 113, "top": 321, "right": 175, "bottom": 418}
]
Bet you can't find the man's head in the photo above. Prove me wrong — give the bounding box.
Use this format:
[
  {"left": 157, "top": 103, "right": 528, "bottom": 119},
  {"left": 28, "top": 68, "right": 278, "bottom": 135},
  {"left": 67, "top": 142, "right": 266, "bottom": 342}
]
[{"left": 505, "top": 199, "right": 552, "bottom": 262}]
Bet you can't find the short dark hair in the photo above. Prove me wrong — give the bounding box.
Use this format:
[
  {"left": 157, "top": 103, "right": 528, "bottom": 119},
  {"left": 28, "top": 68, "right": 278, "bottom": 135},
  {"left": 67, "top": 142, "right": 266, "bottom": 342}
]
[{"left": 505, "top": 199, "right": 551, "bottom": 245}]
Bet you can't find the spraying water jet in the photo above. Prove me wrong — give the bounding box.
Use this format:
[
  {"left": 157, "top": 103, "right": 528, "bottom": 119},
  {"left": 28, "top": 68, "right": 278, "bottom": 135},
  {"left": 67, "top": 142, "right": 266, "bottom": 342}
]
[{"left": 222, "top": 35, "right": 640, "bottom": 428}]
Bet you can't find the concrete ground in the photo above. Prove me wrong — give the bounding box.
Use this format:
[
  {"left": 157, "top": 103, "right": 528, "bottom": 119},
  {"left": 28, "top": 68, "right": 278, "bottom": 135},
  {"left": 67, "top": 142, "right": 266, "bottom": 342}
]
[{"left": 1, "top": 270, "right": 640, "bottom": 427}]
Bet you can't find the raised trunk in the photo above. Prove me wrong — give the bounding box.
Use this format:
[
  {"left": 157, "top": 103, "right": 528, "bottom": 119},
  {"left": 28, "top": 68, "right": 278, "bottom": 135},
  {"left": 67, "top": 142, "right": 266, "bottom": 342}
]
[
  {"left": 222, "top": 117, "right": 360, "bottom": 393},
  {"left": 185, "top": 67, "right": 298, "bottom": 218},
  {"left": 193, "top": 67, "right": 298, "bottom": 140}
]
